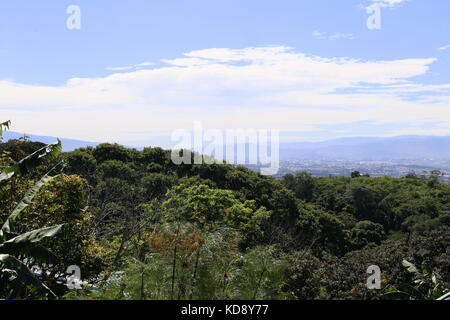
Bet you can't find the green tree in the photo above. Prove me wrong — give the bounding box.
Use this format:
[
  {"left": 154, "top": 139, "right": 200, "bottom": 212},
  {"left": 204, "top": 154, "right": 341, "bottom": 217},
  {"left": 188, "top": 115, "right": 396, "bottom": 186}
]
[
  {"left": 282, "top": 172, "right": 315, "bottom": 201},
  {"left": 65, "top": 150, "right": 97, "bottom": 180},
  {"left": 350, "top": 220, "right": 385, "bottom": 249},
  {"left": 161, "top": 184, "right": 270, "bottom": 247},
  {"left": 283, "top": 250, "right": 326, "bottom": 300},
  {"left": 141, "top": 173, "right": 177, "bottom": 200},
  {"left": 351, "top": 171, "right": 361, "bottom": 178},
  {"left": 97, "top": 160, "right": 137, "bottom": 182},
  {"left": 92, "top": 143, "right": 133, "bottom": 164}
]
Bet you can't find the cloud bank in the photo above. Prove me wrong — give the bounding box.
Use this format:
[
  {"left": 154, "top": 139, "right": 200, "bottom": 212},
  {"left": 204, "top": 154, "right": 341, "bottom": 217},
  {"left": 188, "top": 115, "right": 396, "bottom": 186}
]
[{"left": 1, "top": 46, "right": 449, "bottom": 143}]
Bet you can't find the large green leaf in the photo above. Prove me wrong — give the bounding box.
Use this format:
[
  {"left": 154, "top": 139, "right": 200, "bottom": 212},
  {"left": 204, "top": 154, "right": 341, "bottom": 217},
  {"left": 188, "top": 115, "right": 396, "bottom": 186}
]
[
  {"left": 0, "top": 139, "right": 62, "bottom": 182},
  {"left": 0, "top": 254, "right": 55, "bottom": 297},
  {"left": 0, "top": 243, "right": 58, "bottom": 264},
  {"left": 1, "top": 224, "right": 63, "bottom": 245},
  {"left": 0, "top": 172, "right": 14, "bottom": 182},
  {"left": 402, "top": 259, "right": 418, "bottom": 274},
  {"left": 0, "top": 163, "right": 64, "bottom": 239},
  {"left": 0, "top": 120, "right": 10, "bottom": 138},
  {"left": 0, "top": 225, "right": 62, "bottom": 263}
]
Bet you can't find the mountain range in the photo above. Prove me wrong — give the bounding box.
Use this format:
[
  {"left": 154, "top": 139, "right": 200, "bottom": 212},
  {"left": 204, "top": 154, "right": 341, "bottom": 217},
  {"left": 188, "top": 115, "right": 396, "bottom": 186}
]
[
  {"left": 279, "top": 135, "right": 450, "bottom": 161},
  {"left": 3, "top": 131, "right": 450, "bottom": 161}
]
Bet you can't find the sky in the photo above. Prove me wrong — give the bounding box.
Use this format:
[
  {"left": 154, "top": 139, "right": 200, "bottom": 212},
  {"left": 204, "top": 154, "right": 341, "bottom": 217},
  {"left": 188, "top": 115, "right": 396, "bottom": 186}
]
[{"left": 1, "top": 0, "right": 450, "bottom": 146}]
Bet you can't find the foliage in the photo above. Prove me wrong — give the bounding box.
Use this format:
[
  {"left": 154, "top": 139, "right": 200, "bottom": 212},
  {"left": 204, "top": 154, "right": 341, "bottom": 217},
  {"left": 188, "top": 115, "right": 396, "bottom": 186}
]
[
  {"left": 0, "top": 122, "right": 109, "bottom": 299},
  {"left": 383, "top": 260, "right": 446, "bottom": 300},
  {"left": 160, "top": 184, "right": 270, "bottom": 248},
  {"left": 3, "top": 133, "right": 449, "bottom": 300},
  {"left": 0, "top": 121, "right": 63, "bottom": 298},
  {"left": 283, "top": 250, "right": 327, "bottom": 300}
]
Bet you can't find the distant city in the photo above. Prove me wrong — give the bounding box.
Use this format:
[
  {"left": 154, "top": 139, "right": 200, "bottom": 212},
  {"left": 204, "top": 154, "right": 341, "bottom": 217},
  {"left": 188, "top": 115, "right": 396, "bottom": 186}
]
[{"left": 276, "top": 159, "right": 450, "bottom": 182}]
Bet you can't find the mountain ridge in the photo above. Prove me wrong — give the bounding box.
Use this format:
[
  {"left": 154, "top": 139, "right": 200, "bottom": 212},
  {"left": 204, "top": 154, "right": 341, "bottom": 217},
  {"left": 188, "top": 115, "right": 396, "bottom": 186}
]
[{"left": 3, "top": 131, "right": 450, "bottom": 161}]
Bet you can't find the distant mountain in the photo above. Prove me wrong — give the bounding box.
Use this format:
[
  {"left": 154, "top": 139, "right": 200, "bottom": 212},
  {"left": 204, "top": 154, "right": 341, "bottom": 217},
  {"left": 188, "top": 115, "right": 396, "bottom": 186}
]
[
  {"left": 280, "top": 136, "right": 450, "bottom": 161},
  {"left": 3, "top": 131, "right": 450, "bottom": 162},
  {"left": 2, "top": 131, "right": 99, "bottom": 152}
]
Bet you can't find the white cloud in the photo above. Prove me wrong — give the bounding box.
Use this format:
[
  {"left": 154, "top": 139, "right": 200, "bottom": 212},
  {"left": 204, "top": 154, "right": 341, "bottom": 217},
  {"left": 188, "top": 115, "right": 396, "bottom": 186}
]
[
  {"left": 367, "top": 0, "right": 408, "bottom": 8},
  {"left": 105, "top": 66, "right": 134, "bottom": 71},
  {"left": 1, "top": 46, "right": 449, "bottom": 143},
  {"left": 383, "top": 127, "right": 450, "bottom": 137},
  {"left": 438, "top": 44, "right": 450, "bottom": 51},
  {"left": 313, "top": 31, "right": 356, "bottom": 40},
  {"left": 105, "top": 61, "right": 154, "bottom": 71}
]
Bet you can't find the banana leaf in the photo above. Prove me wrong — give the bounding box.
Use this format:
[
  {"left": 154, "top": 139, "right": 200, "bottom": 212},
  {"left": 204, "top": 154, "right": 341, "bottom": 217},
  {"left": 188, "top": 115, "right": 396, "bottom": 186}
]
[
  {"left": 0, "top": 224, "right": 63, "bottom": 265},
  {"left": 0, "top": 254, "right": 55, "bottom": 297},
  {"left": 0, "top": 139, "right": 62, "bottom": 182},
  {"left": 1, "top": 163, "right": 64, "bottom": 239},
  {"left": 402, "top": 259, "right": 418, "bottom": 274},
  {"left": 0, "top": 243, "right": 58, "bottom": 264},
  {"left": 1, "top": 224, "right": 63, "bottom": 245}
]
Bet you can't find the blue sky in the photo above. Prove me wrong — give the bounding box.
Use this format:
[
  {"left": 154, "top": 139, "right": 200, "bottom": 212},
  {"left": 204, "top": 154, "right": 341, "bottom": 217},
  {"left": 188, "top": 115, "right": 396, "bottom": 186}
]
[{"left": 1, "top": 0, "right": 450, "bottom": 146}]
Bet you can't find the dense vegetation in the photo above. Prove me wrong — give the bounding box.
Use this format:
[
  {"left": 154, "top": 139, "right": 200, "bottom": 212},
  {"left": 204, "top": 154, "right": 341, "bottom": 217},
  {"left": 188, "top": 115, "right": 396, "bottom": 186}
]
[{"left": 1, "top": 124, "right": 448, "bottom": 300}]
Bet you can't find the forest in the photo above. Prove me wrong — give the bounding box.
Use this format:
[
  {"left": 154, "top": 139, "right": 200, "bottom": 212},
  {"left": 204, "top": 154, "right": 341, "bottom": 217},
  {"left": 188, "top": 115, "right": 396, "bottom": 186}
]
[{"left": 0, "top": 120, "right": 449, "bottom": 300}]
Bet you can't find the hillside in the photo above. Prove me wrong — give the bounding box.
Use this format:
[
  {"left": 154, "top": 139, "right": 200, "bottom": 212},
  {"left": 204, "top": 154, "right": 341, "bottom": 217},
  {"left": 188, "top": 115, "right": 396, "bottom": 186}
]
[{"left": 2, "top": 137, "right": 448, "bottom": 300}]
